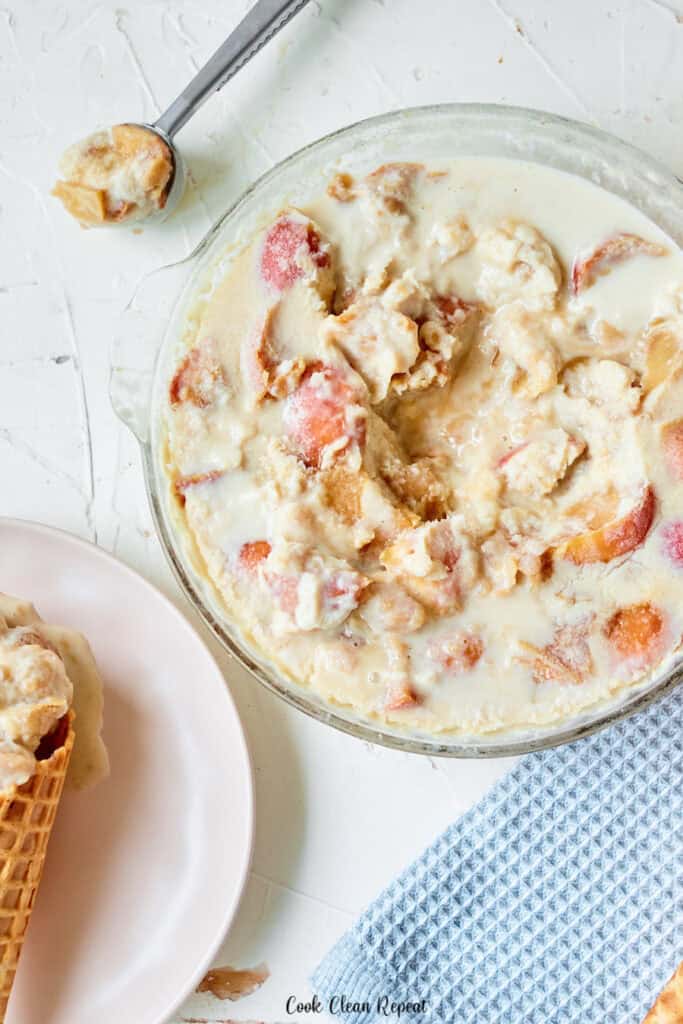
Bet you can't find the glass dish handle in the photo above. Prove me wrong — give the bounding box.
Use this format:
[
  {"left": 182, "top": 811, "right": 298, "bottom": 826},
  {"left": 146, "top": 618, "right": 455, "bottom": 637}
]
[{"left": 109, "top": 223, "right": 225, "bottom": 444}]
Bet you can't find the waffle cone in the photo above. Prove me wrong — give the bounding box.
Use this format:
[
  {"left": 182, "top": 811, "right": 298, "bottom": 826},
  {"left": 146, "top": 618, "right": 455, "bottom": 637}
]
[{"left": 0, "top": 712, "right": 75, "bottom": 1022}]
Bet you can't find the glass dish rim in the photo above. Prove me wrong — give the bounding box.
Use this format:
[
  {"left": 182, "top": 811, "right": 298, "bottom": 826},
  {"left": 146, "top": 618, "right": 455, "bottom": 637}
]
[{"left": 141, "top": 101, "right": 683, "bottom": 758}]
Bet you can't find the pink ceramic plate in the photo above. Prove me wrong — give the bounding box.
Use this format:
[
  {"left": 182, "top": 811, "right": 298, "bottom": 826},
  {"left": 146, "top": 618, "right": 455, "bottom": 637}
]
[{"left": 0, "top": 519, "right": 254, "bottom": 1024}]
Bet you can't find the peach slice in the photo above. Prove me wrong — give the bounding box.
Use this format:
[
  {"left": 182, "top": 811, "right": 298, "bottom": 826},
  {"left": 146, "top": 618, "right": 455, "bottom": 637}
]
[
  {"left": 571, "top": 233, "right": 667, "bottom": 295},
  {"left": 661, "top": 419, "right": 683, "bottom": 481},
  {"left": 283, "top": 362, "right": 366, "bottom": 468},
  {"left": 170, "top": 339, "right": 225, "bottom": 408},
  {"left": 520, "top": 620, "right": 593, "bottom": 685},
  {"left": 661, "top": 521, "right": 683, "bottom": 569},
  {"left": 174, "top": 469, "right": 224, "bottom": 505},
  {"left": 241, "top": 310, "right": 306, "bottom": 404},
  {"left": 384, "top": 682, "right": 421, "bottom": 712},
  {"left": 259, "top": 215, "right": 331, "bottom": 293},
  {"left": 558, "top": 485, "right": 655, "bottom": 564},
  {"left": 643, "top": 326, "right": 682, "bottom": 394},
  {"left": 604, "top": 602, "right": 665, "bottom": 664}
]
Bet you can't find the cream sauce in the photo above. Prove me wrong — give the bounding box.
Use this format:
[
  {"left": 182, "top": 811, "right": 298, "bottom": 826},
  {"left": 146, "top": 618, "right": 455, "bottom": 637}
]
[{"left": 163, "top": 158, "right": 683, "bottom": 737}]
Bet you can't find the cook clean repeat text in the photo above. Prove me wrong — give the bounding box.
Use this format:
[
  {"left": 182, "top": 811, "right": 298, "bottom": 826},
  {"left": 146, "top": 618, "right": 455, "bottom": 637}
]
[{"left": 286, "top": 993, "right": 429, "bottom": 1017}]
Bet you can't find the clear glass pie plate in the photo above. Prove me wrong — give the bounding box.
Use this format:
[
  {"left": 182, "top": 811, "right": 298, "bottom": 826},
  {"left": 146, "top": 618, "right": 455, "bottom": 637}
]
[{"left": 111, "top": 103, "right": 683, "bottom": 757}]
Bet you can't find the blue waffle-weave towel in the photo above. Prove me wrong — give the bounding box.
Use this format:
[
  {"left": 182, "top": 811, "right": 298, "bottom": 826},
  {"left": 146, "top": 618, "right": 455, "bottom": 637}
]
[{"left": 312, "top": 690, "right": 683, "bottom": 1024}]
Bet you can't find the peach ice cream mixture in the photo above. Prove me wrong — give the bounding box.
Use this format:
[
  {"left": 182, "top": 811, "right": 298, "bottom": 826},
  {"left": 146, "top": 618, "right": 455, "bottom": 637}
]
[{"left": 163, "top": 158, "right": 683, "bottom": 736}]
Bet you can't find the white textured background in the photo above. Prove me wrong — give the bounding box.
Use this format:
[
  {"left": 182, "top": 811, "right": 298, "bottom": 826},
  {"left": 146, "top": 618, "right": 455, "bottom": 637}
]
[{"left": 2, "top": 0, "right": 683, "bottom": 1020}]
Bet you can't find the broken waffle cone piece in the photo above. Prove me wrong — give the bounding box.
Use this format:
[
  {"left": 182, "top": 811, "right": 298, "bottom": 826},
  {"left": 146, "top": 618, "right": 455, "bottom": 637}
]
[{"left": 0, "top": 711, "right": 75, "bottom": 1022}]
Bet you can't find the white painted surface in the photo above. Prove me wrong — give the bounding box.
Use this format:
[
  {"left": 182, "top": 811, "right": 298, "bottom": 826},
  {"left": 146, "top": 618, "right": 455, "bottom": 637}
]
[{"left": 1, "top": 0, "right": 682, "bottom": 1020}]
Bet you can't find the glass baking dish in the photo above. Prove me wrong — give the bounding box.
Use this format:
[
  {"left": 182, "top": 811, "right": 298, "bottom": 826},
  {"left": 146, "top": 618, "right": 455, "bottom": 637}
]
[{"left": 111, "top": 103, "right": 683, "bottom": 757}]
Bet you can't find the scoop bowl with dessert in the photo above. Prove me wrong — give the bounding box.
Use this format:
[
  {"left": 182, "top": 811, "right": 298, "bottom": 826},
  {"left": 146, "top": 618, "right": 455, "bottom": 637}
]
[{"left": 109, "top": 104, "right": 683, "bottom": 757}]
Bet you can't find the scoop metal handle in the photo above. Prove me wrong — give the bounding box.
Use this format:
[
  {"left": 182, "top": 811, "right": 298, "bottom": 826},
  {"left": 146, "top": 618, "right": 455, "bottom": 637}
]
[{"left": 155, "top": 0, "right": 312, "bottom": 139}]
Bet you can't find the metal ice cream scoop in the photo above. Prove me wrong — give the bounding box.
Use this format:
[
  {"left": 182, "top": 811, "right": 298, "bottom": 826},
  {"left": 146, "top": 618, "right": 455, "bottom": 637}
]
[
  {"left": 148, "top": 0, "right": 312, "bottom": 219},
  {"left": 61, "top": 0, "right": 312, "bottom": 225}
]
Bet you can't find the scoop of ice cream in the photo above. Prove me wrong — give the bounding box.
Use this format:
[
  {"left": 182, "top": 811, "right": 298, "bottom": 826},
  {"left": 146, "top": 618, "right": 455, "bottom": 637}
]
[
  {"left": 52, "top": 123, "right": 173, "bottom": 226},
  {"left": 0, "top": 594, "right": 108, "bottom": 792},
  {"left": 0, "top": 625, "right": 73, "bottom": 794}
]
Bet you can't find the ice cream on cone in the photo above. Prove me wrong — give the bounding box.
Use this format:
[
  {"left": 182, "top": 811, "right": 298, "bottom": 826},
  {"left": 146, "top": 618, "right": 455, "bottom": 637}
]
[
  {"left": 0, "top": 594, "right": 107, "bottom": 1018},
  {"left": 0, "top": 711, "right": 75, "bottom": 1023},
  {"left": 0, "top": 588, "right": 106, "bottom": 1022}
]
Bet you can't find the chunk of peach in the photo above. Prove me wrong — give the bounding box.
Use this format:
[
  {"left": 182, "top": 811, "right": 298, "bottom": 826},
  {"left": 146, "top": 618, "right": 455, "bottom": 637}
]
[
  {"left": 283, "top": 362, "right": 366, "bottom": 468},
  {"left": 359, "top": 582, "right": 426, "bottom": 634},
  {"left": 429, "top": 632, "right": 483, "bottom": 673},
  {"left": 520, "top": 619, "right": 593, "bottom": 685},
  {"left": 259, "top": 215, "right": 331, "bottom": 294},
  {"left": 571, "top": 233, "right": 667, "bottom": 295},
  {"left": 238, "top": 540, "right": 272, "bottom": 572},
  {"left": 643, "top": 327, "right": 682, "bottom": 394},
  {"left": 558, "top": 486, "right": 655, "bottom": 564},
  {"left": 384, "top": 683, "right": 421, "bottom": 712},
  {"left": 604, "top": 602, "right": 665, "bottom": 664},
  {"left": 170, "top": 339, "right": 225, "bottom": 408},
  {"left": 661, "top": 521, "right": 683, "bottom": 569},
  {"left": 661, "top": 419, "right": 683, "bottom": 481},
  {"left": 241, "top": 310, "right": 305, "bottom": 404}
]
